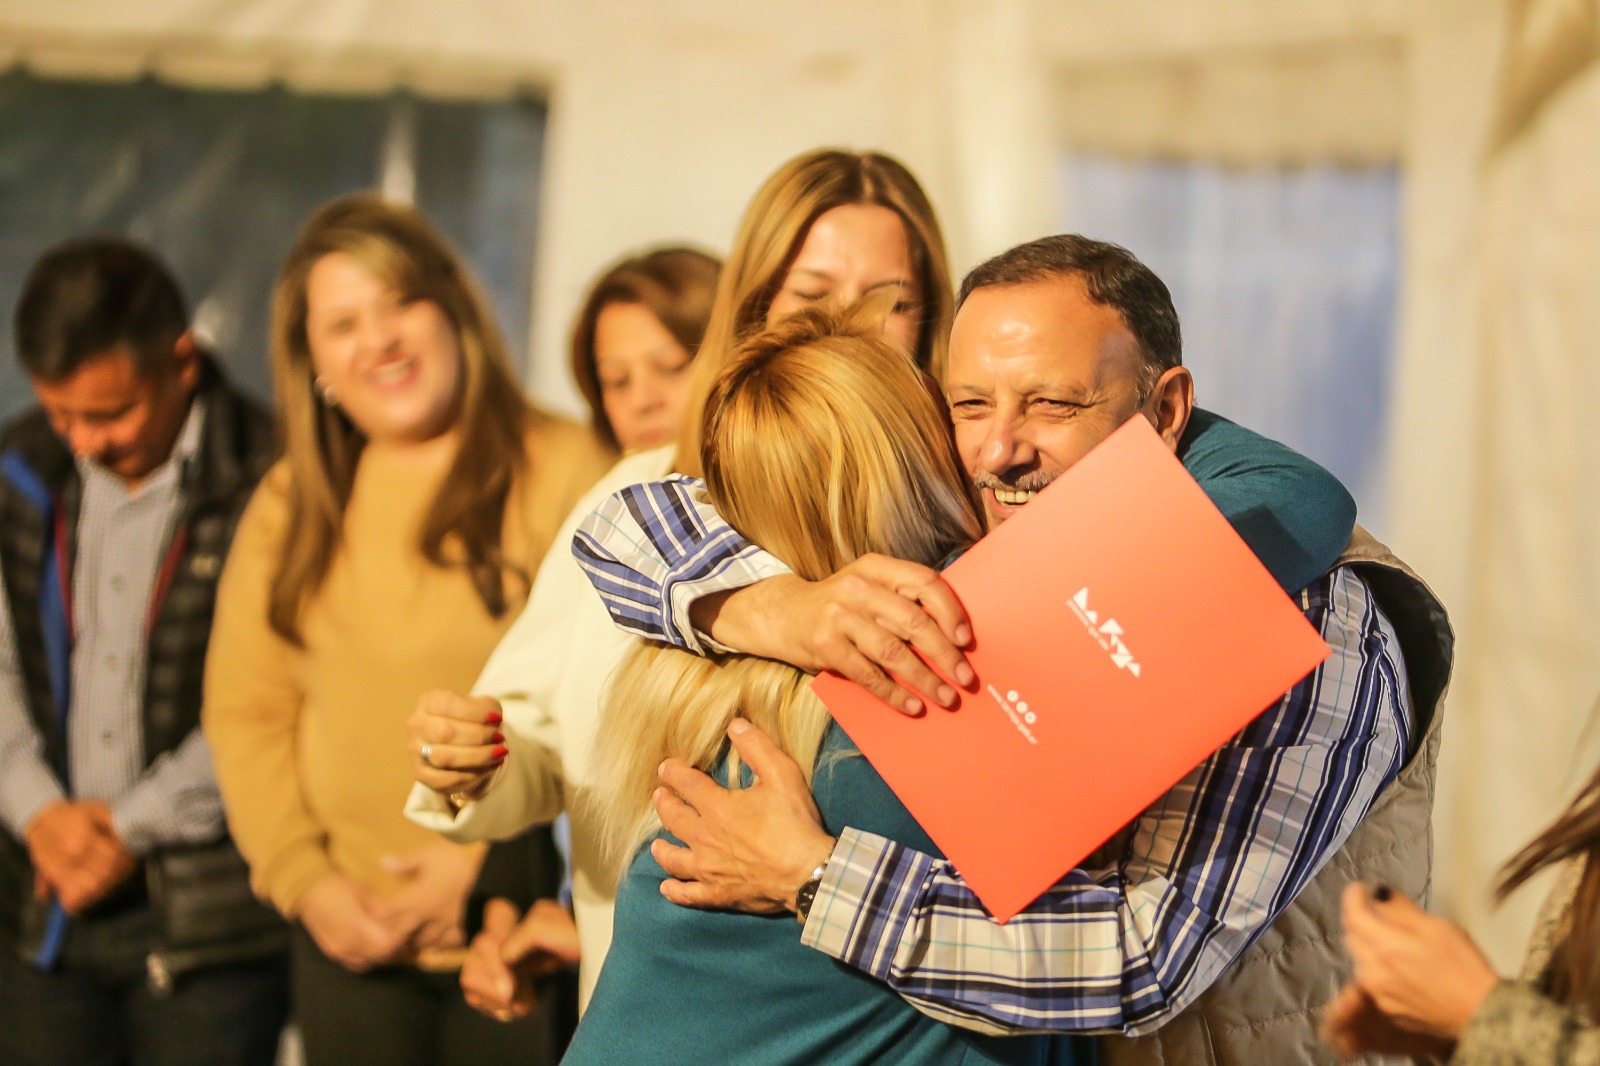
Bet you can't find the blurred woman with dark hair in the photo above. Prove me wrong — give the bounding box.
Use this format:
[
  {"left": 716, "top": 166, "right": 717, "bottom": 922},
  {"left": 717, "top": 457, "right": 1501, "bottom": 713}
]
[
  {"left": 1327, "top": 739, "right": 1600, "bottom": 1064},
  {"left": 568, "top": 246, "right": 720, "bottom": 454}
]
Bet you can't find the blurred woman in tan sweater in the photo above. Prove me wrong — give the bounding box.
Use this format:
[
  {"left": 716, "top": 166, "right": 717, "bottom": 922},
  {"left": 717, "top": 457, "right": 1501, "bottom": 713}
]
[{"left": 202, "top": 195, "right": 609, "bottom": 1066}]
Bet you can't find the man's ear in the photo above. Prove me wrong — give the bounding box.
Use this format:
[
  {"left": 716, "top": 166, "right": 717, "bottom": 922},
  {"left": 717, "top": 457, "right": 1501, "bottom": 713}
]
[
  {"left": 171, "top": 330, "right": 202, "bottom": 392},
  {"left": 1145, "top": 366, "right": 1193, "bottom": 452}
]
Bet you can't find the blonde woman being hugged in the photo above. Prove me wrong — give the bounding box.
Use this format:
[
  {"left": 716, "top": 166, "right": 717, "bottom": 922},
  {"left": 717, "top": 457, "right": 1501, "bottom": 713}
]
[
  {"left": 202, "top": 195, "right": 610, "bottom": 1066},
  {"left": 562, "top": 302, "right": 1081, "bottom": 1064}
]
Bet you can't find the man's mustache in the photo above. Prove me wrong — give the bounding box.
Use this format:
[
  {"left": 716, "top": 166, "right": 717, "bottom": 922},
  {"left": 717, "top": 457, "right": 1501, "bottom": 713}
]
[{"left": 970, "top": 470, "right": 1057, "bottom": 493}]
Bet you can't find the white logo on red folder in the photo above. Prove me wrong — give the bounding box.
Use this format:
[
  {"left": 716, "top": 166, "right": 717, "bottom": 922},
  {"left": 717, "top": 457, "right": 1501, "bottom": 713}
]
[
  {"left": 1068, "top": 587, "right": 1142, "bottom": 677},
  {"left": 986, "top": 686, "right": 1040, "bottom": 745}
]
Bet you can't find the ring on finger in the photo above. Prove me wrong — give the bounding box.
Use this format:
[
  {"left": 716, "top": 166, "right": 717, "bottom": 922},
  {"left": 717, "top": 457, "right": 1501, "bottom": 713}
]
[{"left": 420, "top": 741, "right": 437, "bottom": 769}]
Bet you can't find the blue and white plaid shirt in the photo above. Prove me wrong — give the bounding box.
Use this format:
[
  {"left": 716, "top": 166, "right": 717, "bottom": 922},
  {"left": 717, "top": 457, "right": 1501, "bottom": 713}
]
[{"left": 573, "top": 476, "right": 1410, "bottom": 1036}]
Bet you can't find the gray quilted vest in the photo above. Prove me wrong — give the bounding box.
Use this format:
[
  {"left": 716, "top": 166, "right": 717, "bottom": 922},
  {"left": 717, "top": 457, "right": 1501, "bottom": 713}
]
[{"left": 1100, "top": 527, "right": 1453, "bottom": 1066}]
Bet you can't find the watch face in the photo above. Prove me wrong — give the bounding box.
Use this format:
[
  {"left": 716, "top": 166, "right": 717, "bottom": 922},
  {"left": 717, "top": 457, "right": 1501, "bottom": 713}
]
[{"left": 795, "top": 876, "right": 823, "bottom": 924}]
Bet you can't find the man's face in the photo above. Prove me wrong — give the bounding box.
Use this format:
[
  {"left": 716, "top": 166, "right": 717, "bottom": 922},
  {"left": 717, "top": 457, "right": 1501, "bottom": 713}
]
[
  {"left": 30, "top": 340, "right": 199, "bottom": 483},
  {"left": 946, "top": 278, "right": 1158, "bottom": 531}
]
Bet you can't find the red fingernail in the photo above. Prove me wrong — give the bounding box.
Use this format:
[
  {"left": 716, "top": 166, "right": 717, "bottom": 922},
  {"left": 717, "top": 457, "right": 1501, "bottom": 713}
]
[
  {"left": 492, "top": 745, "right": 509, "bottom": 760},
  {"left": 490, "top": 732, "right": 505, "bottom": 744},
  {"left": 485, "top": 710, "right": 503, "bottom": 726}
]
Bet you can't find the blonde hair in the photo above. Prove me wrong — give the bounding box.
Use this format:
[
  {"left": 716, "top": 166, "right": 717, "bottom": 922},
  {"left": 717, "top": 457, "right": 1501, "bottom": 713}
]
[
  {"left": 569, "top": 246, "right": 722, "bottom": 452},
  {"left": 267, "top": 193, "right": 532, "bottom": 643},
  {"left": 673, "top": 148, "right": 953, "bottom": 477},
  {"left": 590, "top": 301, "right": 984, "bottom": 867}
]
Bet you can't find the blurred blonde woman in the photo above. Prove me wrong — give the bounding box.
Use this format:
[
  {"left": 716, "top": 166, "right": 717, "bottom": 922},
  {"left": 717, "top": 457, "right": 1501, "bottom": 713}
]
[
  {"left": 403, "top": 148, "right": 960, "bottom": 1011},
  {"left": 562, "top": 303, "right": 1075, "bottom": 1064},
  {"left": 673, "top": 147, "right": 952, "bottom": 473},
  {"left": 202, "top": 194, "right": 609, "bottom": 1066}
]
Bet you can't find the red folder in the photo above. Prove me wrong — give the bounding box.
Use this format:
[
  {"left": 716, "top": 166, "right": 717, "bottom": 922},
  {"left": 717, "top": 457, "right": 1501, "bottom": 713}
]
[{"left": 811, "top": 417, "right": 1330, "bottom": 922}]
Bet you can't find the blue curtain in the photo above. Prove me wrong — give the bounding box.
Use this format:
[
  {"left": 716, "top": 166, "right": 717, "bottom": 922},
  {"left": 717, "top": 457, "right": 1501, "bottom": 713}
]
[
  {"left": 0, "top": 72, "right": 545, "bottom": 422},
  {"left": 1058, "top": 156, "right": 1400, "bottom": 534}
]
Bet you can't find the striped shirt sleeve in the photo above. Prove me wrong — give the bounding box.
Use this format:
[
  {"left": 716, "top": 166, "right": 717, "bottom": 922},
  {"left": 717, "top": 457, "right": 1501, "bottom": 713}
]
[
  {"left": 800, "top": 566, "right": 1412, "bottom": 1036},
  {"left": 572, "top": 475, "right": 790, "bottom": 655}
]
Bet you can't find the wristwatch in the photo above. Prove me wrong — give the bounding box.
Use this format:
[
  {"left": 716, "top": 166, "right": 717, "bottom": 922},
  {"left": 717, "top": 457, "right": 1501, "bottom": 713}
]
[{"left": 794, "top": 862, "right": 828, "bottom": 925}]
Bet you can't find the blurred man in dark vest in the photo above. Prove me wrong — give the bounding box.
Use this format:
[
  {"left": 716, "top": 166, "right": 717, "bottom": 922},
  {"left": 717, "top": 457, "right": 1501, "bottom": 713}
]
[{"left": 0, "top": 238, "right": 287, "bottom": 1065}]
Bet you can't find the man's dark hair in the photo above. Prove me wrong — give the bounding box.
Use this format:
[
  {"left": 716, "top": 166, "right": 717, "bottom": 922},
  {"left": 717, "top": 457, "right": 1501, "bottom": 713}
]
[
  {"left": 14, "top": 237, "right": 189, "bottom": 381},
  {"left": 957, "top": 234, "right": 1181, "bottom": 398}
]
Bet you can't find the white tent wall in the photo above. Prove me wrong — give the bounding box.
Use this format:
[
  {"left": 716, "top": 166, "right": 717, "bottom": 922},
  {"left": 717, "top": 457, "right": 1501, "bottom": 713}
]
[
  {"left": 1393, "top": 0, "right": 1600, "bottom": 970},
  {"left": 1, "top": 0, "right": 1591, "bottom": 974},
  {"left": 0, "top": 0, "right": 1065, "bottom": 412},
  {"left": 524, "top": 0, "right": 1061, "bottom": 408},
  {"left": 1389, "top": 0, "right": 1517, "bottom": 961}
]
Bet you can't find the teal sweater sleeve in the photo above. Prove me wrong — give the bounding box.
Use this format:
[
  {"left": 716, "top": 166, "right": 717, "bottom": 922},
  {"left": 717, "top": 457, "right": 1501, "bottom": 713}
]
[{"left": 1179, "top": 408, "right": 1356, "bottom": 592}]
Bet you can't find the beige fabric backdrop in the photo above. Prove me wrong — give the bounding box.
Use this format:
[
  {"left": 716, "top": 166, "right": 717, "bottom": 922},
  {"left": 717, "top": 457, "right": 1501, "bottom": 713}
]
[{"left": 1392, "top": 0, "right": 1600, "bottom": 965}]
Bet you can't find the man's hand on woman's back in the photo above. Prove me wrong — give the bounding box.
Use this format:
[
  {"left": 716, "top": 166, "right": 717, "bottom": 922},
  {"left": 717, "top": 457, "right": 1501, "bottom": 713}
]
[{"left": 695, "top": 554, "right": 976, "bottom": 716}]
